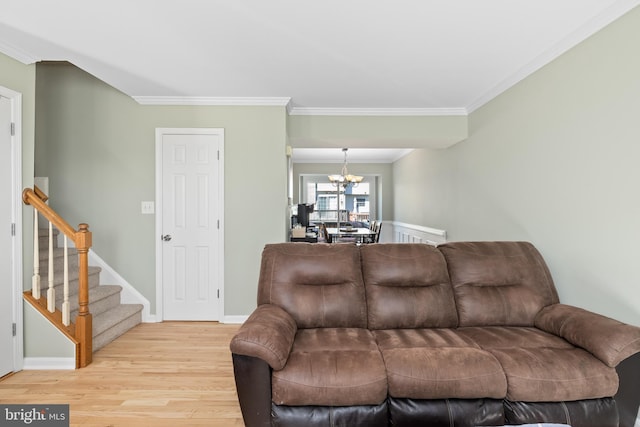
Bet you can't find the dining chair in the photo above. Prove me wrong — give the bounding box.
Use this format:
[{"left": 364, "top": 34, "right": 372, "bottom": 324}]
[
  {"left": 363, "top": 220, "right": 378, "bottom": 244},
  {"left": 319, "top": 223, "right": 331, "bottom": 243},
  {"left": 374, "top": 222, "right": 382, "bottom": 243}
]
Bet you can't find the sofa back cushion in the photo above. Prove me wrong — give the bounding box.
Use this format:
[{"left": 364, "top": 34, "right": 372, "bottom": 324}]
[
  {"left": 361, "top": 244, "right": 458, "bottom": 329},
  {"left": 438, "top": 241, "right": 559, "bottom": 327},
  {"left": 257, "top": 243, "right": 367, "bottom": 328}
]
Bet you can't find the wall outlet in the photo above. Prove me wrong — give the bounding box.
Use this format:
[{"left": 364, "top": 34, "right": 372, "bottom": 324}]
[{"left": 141, "top": 201, "right": 155, "bottom": 214}]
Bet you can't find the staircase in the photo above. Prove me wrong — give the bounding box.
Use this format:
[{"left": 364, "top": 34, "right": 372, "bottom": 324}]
[{"left": 38, "top": 228, "right": 143, "bottom": 352}]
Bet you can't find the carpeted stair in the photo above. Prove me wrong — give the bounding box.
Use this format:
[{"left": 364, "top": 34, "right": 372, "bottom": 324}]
[{"left": 38, "top": 228, "right": 143, "bottom": 352}]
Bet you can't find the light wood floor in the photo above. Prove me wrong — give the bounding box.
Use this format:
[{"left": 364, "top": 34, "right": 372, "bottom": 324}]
[{"left": 0, "top": 322, "right": 245, "bottom": 427}]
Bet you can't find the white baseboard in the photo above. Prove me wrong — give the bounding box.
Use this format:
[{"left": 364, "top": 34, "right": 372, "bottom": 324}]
[
  {"left": 88, "top": 250, "right": 155, "bottom": 323},
  {"left": 23, "top": 357, "right": 75, "bottom": 370},
  {"left": 223, "top": 315, "right": 248, "bottom": 324},
  {"left": 143, "top": 314, "right": 159, "bottom": 323}
]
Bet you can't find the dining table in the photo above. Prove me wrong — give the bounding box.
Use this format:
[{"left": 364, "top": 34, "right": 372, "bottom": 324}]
[{"left": 326, "top": 227, "right": 377, "bottom": 243}]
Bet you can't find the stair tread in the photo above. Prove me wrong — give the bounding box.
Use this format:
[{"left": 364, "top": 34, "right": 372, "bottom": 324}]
[
  {"left": 38, "top": 266, "right": 102, "bottom": 290},
  {"left": 93, "top": 304, "right": 144, "bottom": 337},
  {"left": 79, "top": 284, "right": 121, "bottom": 298},
  {"left": 56, "top": 284, "right": 122, "bottom": 306},
  {"left": 39, "top": 247, "right": 79, "bottom": 258}
]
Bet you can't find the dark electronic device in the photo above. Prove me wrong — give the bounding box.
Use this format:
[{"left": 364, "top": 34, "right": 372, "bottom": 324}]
[{"left": 297, "top": 203, "right": 314, "bottom": 228}]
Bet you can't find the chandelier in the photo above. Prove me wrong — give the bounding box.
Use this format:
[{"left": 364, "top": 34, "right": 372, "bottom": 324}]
[{"left": 328, "top": 148, "right": 363, "bottom": 188}]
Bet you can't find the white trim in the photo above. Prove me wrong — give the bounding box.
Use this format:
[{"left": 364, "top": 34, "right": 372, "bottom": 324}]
[
  {"left": 389, "top": 221, "right": 447, "bottom": 245},
  {"left": 155, "top": 135, "right": 163, "bottom": 321},
  {"left": 131, "top": 100, "right": 468, "bottom": 117},
  {"left": 289, "top": 107, "right": 468, "bottom": 117},
  {"left": 217, "top": 143, "right": 226, "bottom": 322},
  {"left": 88, "top": 250, "right": 156, "bottom": 323},
  {"left": 391, "top": 221, "right": 447, "bottom": 238},
  {"left": 0, "top": 40, "right": 39, "bottom": 65},
  {"left": 155, "top": 128, "right": 225, "bottom": 322},
  {"left": 22, "top": 357, "right": 76, "bottom": 370},
  {"left": 466, "top": 0, "right": 640, "bottom": 113},
  {"left": 134, "top": 96, "right": 291, "bottom": 107},
  {"left": 223, "top": 315, "right": 249, "bottom": 324},
  {"left": 1, "top": 85, "right": 24, "bottom": 373}
]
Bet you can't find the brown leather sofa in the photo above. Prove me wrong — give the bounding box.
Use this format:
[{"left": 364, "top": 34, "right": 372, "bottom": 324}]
[{"left": 230, "top": 242, "right": 640, "bottom": 427}]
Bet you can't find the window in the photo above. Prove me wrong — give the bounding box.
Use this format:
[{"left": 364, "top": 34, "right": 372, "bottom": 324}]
[{"left": 300, "top": 175, "right": 376, "bottom": 225}]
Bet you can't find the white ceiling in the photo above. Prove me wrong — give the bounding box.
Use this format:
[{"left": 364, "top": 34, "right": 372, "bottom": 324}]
[
  {"left": 1, "top": 0, "right": 638, "bottom": 115},
  {"left": 1, "top": 1, "right": 638, "bottom": 162}
]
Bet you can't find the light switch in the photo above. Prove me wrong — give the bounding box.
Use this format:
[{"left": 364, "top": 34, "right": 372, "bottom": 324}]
[{"left": 141, "top": 201, "right": 155, "bottom": 214}]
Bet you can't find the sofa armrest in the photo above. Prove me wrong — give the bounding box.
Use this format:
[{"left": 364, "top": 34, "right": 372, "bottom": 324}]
[
  {"left": 232, "top": 354, "right": 272, "bottom": 427},
  {"left": 616, "top": 352, "right": 640, "bottom": 427},
  {"left": 230, "top": 304, "right": 297, "bottom": 370},
  {"left": 535, "top": 304, "right": 640, "bottom": 367}
]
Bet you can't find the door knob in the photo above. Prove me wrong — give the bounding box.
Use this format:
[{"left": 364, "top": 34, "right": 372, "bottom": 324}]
[{"left": 162, "top": 234, "right": 172, "bottom": 241}]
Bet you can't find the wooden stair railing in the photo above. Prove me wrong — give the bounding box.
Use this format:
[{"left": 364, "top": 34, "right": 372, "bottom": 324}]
[{"left": 22, "top": 186, "right": 93, "bottom": 368}]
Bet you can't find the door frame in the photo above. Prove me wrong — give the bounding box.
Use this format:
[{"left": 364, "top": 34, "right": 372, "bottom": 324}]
[
  {"left": 154, "top": 128, "right": 225, "bottom": 322},
  {"left": 1, "top": 85, "right": 23, "bottom": 372}
]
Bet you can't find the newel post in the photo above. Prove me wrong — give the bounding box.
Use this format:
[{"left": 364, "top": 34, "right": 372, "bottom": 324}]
[{"left": 75, "top": 223, "right": 93, "bottom": 367}]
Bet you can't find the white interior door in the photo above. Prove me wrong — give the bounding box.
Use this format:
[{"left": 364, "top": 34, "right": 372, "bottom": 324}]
[
  {"left": 157, "top": 129, "right": 223, "bottom": 321},
  {"left": 0, "top": 95, "right": 14, "bottom": 377}
]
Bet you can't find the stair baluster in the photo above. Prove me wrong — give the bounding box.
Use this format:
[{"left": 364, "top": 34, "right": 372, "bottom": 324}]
[
  {"left": 62, "top": 235, "right": 70, "bottom": 326},
  {"left": 32, "top": 208, "right": 40, "bottom": 299},
  {"left": 47, "top": 221, "right": 56, "bottom": 312}
]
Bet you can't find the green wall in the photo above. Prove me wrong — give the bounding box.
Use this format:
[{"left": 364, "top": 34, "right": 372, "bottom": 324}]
[
  {"left": 393, "top": 6, "right": 640, "bottom": 326},
  {"left": 2, "top": 52, "right": 75, "bottom": 358},
  {"left": 288, "top": 114, "right": 467, "bottom": 149},
  {"left": 35, "top": 63, "right": 287, "bottom": 317}
]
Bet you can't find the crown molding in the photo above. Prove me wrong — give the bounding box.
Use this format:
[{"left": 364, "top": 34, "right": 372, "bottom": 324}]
[
  {"left": 288, "top": 107, "right": 468, "bottom": 116},
  {"left": 466, "top": 0, "right": 640, "bottom": 113},
  {"left": 0, "top": 40, "right": 39, "bottom": 65},
  {"left": 132, "top": 96, "right": 291, "bottom": 107},
  {"left": 132, "top": 97, "right": 468, "bottom": 116}
]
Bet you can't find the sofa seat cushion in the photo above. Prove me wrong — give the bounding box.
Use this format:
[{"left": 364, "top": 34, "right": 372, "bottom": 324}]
[
  {"left": 489, "top": 347, "right": 619, "bottom": 402},
  {"left": 374, "top": 328, "right": 479, "bottom": 349},
  {"left": 272, "top": 328, "right": 387, "bottom": 406},
  {"left": 457, "top": 326, "right": 575, "bottom": 350},
  {"left": 374, "top": 329, "right": 507, "bottom": 399}
]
